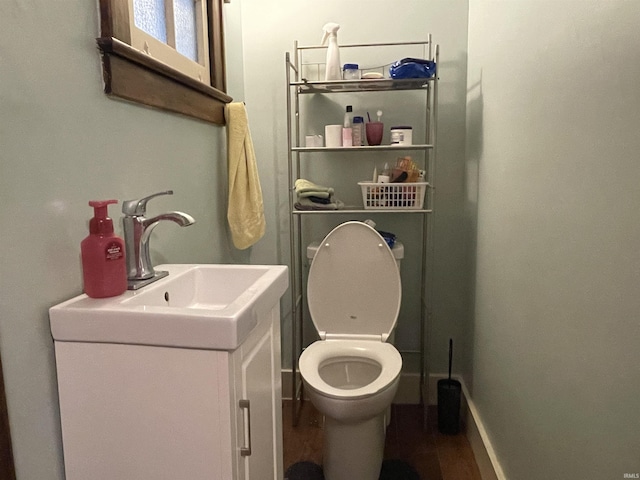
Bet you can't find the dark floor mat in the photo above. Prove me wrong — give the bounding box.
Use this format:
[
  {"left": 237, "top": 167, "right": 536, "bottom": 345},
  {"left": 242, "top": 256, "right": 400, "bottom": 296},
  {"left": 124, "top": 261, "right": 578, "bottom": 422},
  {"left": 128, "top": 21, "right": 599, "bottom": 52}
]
[
  {"left": 285, "top": 459, "right": 420, "bottom": 480},
  {"left": 285, "top": 461, "right": 324, "bottom": 480},
  {"left": 379, "top": 459, "right": 421, "bottom": 480}
]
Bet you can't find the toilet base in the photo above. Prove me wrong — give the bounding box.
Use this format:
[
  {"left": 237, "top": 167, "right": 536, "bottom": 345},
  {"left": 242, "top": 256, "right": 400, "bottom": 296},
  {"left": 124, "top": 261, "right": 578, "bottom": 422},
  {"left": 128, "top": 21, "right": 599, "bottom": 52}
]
[{"left": 323, "top": 413, "right": 386, "bottom": 480}]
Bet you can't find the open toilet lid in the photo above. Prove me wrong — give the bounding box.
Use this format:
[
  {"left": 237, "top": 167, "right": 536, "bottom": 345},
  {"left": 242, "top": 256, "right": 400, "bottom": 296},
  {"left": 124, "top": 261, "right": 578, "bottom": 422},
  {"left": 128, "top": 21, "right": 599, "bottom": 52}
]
[{"left": 307, "top": 222, "right": 401, "bottom": 340}]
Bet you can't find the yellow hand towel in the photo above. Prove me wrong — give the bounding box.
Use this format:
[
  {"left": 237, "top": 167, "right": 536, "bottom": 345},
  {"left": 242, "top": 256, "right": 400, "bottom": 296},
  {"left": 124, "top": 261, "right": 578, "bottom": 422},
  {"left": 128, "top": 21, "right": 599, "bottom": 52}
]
[{"left": 226, "top": 102, "right": 266, "bottom": 250}]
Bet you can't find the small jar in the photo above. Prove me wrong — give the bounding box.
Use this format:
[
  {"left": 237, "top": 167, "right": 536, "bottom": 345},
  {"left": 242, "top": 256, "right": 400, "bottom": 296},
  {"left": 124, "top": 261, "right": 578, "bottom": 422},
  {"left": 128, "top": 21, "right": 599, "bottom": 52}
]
[
  {"left": 342, "top": 63, "right": 360, "bottom": 80},
  {"left": 390, "top": 126, "right": 413, "bottom": 146}
]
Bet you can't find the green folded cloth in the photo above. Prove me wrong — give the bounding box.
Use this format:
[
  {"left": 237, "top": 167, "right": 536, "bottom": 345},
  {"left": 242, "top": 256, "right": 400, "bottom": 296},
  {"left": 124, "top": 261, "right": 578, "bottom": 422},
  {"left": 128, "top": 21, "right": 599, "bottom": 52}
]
[
  {"left": 294, "top": 179, "right": 334, "bottom": 195},
  {"left": 294, "top": 196, "right": 343, "bottom": 210}
]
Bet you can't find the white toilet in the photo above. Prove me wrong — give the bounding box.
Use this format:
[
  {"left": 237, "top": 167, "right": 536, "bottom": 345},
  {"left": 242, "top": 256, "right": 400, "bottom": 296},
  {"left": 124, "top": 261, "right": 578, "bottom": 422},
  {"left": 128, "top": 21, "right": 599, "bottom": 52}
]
[{"left": 299, "top": 221, "right": 403, "bottom": 480}]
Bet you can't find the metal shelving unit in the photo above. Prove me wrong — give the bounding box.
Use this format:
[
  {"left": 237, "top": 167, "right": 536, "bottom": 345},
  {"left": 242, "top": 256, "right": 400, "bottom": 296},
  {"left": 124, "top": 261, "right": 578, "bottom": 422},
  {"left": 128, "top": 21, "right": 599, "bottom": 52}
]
[{"left": 285, "top": 39, "right": 439, "bottom": 427}]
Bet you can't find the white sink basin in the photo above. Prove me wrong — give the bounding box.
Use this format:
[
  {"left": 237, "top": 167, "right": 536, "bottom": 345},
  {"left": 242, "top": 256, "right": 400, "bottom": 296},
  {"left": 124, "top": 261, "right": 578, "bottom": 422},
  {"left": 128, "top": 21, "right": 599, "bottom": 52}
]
[{"left": 50, "top": 264, "right": 288, "bottom": 350}]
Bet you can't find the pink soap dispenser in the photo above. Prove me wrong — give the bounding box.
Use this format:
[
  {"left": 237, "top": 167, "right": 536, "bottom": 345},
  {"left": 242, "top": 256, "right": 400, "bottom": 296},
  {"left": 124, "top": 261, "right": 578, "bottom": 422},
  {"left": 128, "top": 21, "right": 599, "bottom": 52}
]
[{"left": 81, "top": 200, "right": 127, "bottom": 298}]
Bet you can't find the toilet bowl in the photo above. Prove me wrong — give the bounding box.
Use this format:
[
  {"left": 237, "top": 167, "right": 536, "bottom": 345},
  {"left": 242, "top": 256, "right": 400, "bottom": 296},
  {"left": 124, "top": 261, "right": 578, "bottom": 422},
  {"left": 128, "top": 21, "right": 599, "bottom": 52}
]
[{"left": 299, "top": 221, "right": 403, "bottom": 480}]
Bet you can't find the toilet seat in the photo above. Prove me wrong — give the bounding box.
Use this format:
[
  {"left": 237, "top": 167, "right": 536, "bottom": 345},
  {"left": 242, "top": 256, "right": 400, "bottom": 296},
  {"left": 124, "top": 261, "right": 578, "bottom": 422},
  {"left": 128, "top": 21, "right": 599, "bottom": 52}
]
[
  {"left": 299, "top": 340, "right": 402, "bottom": 400},
  {"left": 307, "top": 221, "right": 401, "bottom": 341}
]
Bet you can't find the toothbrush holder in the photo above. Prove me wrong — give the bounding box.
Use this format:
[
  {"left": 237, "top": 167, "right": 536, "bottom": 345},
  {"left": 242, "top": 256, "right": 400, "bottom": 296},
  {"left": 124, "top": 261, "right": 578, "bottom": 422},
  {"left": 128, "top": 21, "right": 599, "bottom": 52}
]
[{"left": 365, "top": 122, "right": 384, "bottom": 146}]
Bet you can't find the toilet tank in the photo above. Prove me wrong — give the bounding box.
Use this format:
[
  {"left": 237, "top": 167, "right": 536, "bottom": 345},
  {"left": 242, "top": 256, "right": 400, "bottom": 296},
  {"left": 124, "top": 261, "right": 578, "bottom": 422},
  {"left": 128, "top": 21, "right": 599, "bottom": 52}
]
[{"left": 306, "top": 240, "right": 404, "bottom": 272}]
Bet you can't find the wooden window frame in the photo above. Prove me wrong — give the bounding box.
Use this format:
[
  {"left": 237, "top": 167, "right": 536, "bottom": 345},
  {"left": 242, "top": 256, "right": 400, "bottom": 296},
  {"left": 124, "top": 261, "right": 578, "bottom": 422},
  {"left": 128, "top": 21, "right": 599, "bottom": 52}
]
[
  {"left": 97, "top": 0, "right": 232, "bottom": 125},
  {"left": 128, "top": 0, "right": 211, "bottom": 84}
]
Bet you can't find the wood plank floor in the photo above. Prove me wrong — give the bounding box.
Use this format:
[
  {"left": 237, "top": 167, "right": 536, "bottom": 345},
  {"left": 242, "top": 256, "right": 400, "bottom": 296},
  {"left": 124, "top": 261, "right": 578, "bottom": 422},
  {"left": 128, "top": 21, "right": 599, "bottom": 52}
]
[{"left": 283, "top": 400, "right": 482, "bottom": 480}]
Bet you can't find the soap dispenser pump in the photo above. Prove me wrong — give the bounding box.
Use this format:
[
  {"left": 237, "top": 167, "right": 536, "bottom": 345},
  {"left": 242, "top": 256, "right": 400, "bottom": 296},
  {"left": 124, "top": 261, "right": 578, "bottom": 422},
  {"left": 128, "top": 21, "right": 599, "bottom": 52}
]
[
  {"left": 321, "top": 22, "right": 341, "bottom": 81},
  {"left": 81, "top": 199, "right": 127, "bottom": 298}
]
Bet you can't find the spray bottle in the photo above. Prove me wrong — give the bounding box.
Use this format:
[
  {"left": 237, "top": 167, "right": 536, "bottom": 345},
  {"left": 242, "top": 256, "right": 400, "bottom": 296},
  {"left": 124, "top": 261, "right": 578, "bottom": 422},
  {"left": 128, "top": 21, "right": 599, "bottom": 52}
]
[{"left": 321, "top": 23, "right": 341, "bottom": 81}]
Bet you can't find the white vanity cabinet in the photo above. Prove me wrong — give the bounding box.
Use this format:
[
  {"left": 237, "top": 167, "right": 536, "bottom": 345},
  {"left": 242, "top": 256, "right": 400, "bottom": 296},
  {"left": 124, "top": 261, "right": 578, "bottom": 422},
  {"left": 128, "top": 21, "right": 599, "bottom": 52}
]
[{"left": 51, "top": 264, "right": 286, "bottom": 480}]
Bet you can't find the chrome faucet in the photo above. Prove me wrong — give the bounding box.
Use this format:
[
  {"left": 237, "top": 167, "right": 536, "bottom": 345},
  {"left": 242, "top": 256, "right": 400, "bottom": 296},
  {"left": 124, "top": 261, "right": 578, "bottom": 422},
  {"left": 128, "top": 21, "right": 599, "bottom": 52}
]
[{"left": 122, "top": 190, "right": 195, "bottom": 290}]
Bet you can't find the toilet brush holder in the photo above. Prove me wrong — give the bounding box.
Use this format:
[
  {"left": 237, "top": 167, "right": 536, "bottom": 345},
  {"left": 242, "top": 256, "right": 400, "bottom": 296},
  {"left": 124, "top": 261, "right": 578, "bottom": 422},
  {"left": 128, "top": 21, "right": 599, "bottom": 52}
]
[{"left": 437, "top": 338, "right": 461, "bottom": 435}]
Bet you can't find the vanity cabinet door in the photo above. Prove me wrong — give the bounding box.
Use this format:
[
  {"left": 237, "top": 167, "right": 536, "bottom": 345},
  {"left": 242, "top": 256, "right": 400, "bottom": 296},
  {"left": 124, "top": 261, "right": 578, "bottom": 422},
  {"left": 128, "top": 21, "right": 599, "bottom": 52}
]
[
  {"left": 231, "top": 306, "right": 283, "bottom": 480},
  {"left": 55, "top": 342, "right": 234, "bottom": 480}
]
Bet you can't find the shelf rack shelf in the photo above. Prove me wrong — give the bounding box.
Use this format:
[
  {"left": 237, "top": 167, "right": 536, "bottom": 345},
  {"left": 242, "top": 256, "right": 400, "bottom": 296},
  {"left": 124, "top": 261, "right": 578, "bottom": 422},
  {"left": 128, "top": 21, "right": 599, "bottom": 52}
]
[
  {"left": 292, "top": 77, "right": 434, "bottom": 94},
  {"left": 292, "top": 144, "right": 434, "bottom": 152},
  {"left": 292, "top": 208, "right": 433, "bottom": 215}
]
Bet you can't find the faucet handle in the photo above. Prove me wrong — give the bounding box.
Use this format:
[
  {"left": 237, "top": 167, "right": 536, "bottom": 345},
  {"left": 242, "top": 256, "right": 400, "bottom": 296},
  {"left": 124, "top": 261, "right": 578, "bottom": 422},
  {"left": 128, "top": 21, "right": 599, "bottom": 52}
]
[{"left": 122, "top": 190, "right": 174, "bottom": 216}]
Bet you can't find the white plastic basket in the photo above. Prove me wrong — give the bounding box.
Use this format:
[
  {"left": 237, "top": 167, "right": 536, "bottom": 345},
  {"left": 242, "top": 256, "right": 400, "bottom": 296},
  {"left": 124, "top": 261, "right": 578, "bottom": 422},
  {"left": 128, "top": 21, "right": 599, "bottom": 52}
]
[{"left": 358, "top": 181, "right": 429, "bottom": 210}]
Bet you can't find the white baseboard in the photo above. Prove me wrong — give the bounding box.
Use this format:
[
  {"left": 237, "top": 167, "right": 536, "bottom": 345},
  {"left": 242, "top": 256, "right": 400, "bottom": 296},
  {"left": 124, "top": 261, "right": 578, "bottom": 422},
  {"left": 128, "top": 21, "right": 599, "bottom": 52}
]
[
  {"left": 459, "top": 380, "right": 507, "bottom": 480},
  {"left": 282, "top": 369, "right": 505, "bottom": 480}
]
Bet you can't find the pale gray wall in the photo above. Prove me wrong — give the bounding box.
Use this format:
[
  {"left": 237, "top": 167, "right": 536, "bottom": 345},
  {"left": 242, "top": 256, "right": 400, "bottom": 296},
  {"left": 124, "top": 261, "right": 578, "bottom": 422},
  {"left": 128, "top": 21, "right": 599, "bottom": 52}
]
[
  {"left": 467, "top": 1, "right": 640, "bottom": 478},
  {"left": 0, "top": 3, "right": 473, "bottom": 476},
  {"left": 1, "top": 1, "right": 471, "bottom": 476},
  {"left": 231, "top": 0, "right": 472, "bottom": 376},
  {"left": 8, "top": 0, "right": 614, "bottom": 478},
  {"left": 0, "top": 1, "right": 252, "bottom": 478}
]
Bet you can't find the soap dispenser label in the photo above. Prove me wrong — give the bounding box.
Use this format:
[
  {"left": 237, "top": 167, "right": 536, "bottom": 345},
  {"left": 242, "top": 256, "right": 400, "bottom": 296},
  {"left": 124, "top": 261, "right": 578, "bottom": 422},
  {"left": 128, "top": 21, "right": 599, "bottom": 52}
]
[{"left": 105, "top": 242, "right": 124, "bottom": 261}]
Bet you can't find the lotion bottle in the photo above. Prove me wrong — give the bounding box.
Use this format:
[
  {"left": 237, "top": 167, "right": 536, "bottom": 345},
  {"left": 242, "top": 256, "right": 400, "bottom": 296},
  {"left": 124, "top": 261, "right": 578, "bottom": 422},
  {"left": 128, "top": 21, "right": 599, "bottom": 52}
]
[
  {"left": 342, "top": 105, "right": 353, "bottom": 147},
  {"left": 321, "top": 23, "right": 341, "bottom": 81},
  {"left": 81, "top": 199, "right": 127, "bottom": 298},
  {"left": 352, "top": 116, "right": 364, "bottom": 146}
]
